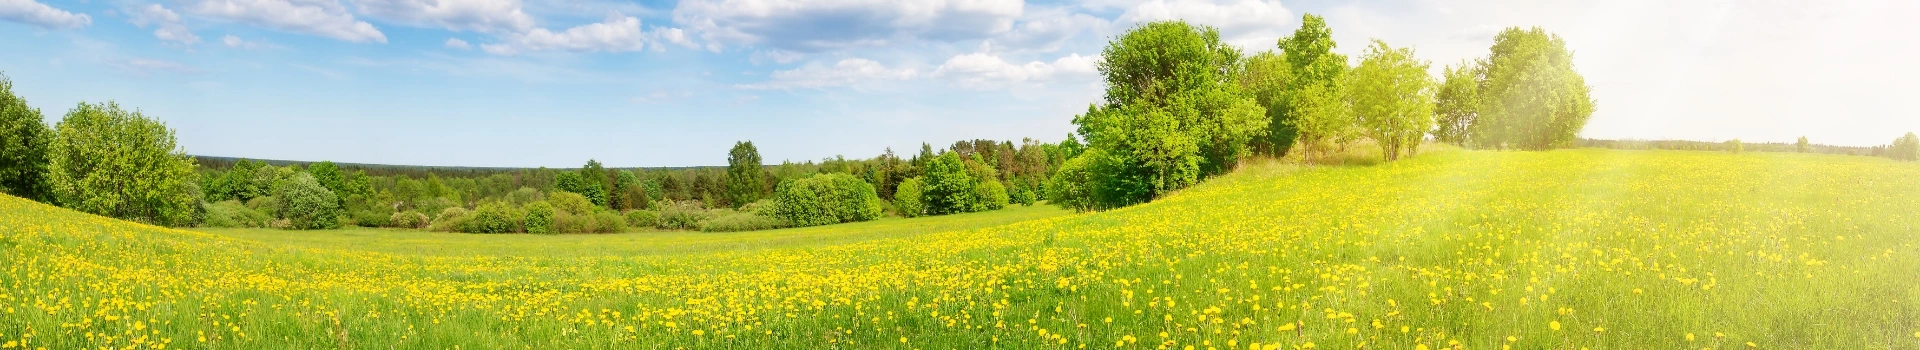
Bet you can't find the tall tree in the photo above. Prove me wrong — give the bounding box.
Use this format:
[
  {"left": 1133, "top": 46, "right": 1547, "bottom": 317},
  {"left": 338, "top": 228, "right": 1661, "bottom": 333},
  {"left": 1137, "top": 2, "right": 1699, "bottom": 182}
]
[
  {"left": 920, "top": 152, "right": 975, "bottom": 215},
  {"left": 1433, "top": 61, "right": 1480, "bottom": 146},
  {"left": 1795, "top": 136, "right": 1810, "bottom": 153},
  {"left": 1470, "top": 27, "right": 1595, "bottom": 150},
  {"left": 47, "top": 101, "right": 200, "bottom": 227},
  {"left": 581, "top": 159, "right": 610, "bottom": 207},
  {"left": 726, "top": 141, "right": 765, "bottom": 208},
  {"left": 1239, "top": 51, "right": 1294, "bottom": 156},
  {"left": 0, "top": 73, "right": 52, "bottom": 202},
  {"left": 1346, "top": 39, "right": 1436, "bottom": 161},
  {"left": 1276, "top": 14, "right": 1351, "bottom": 161}
]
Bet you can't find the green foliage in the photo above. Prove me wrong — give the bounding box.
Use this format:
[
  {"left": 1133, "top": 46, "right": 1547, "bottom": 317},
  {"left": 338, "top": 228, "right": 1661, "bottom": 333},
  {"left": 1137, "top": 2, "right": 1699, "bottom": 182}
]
[
  {"left": 611, "top": 171, "right": 650, "bottom": 210},
  {"left": 920, "top": 153, "right": 976, "bottom": 216},
  {"left": 1239, "top": 51, "right": 1294, "bottom": 156},
  {"left": 1795, "top": 136, "right": 1810, "bottom": 153},
  {"left": 0, "top": 73, "right": 52, "bottom": 202},
  {"left": 1010, "top": 183, "right": 1036, "bottom": 206},
  {"left": 47, "top": 101, "right": 200, "bottom": 227},
  {"left": 507, "top": 187, "right": 544, "bottom": 206},
  {"left": 726, "top": 141, "right": 765, "bottom": 208},
  {"left": 699, "top": 210, "right": 786, "bottom": 232},
  {"left": 554, "top": 169, "right": 606, "bottom": 208},
  {"left": 429, "top": 207, "right": 470, "bottom": 232},
  {"left": 1469, "top": 27, "right": 1595, "bottom": 150},
  {"left": 772, "top": 173, "right": 883, "bottom": 228},
  {"left": 275, "top": 173, "right": 343, "bottom": 230},
  {"left": 655, "top": 201, "right": 711, "bottom": 230},
  {"left": 307, "top": 161, "right": 345, "bottom": 198},
  {"left": 971, "top": 178, "right": 1009, "bottom": 212},
  {"left": 200, "top": 200, "right": 271, "bottom": 228},
  {"left": 1081, "top": 21, "right": 1267, "bottom": 204},
  {"left": 547, "top": 191, "right": 595, "bottom": 216},
  {"left": 388, "top": 210, "right": 429, "bottom": 229},
  {"left": 553, "top": 212, "right": 593, "bottom": 234},
  {"left": 623, "top": 210, "right": 659, "bottom": 229},
  {"left": 589, "top": 211, "right": 626, "bottom": 233},
  {"left": 1726, "top": 139, "right": 1744, "bottom": 153},
  {"left": 1044, "top": 148, "right": 1141, "bottom": 212},
  {"left": 458, "top": 201, "right": 522, "bottom": 234},
  {"left": 411, "top": 197, "right": 457, "bottom": 219},
  {"left": 893, "top": 177, "right": 925, "bottom": 218},
  {"left": 1433, "top": 62, "right": 1480, "bottom": 146},
  {"left": 523, "top": 201, "right": 556, "bottom": 234},
  {"left": 1346, "top": 39, "right": 1435, "bottom": 161},
  {"left": 1890, "top": 133, "right": 1920, "bottom": 161},
  {"left": 246, "top": 196, "right": 282, "bottom": 217},
  {"left": 1276, "top": 14, "right": 1352, "bottom": 160}
]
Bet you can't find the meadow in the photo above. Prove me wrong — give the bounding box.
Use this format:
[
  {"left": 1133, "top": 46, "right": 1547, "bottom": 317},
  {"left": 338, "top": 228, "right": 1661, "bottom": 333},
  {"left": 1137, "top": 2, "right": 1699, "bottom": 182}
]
[{"left": 3, "top": 148, "right": 1919, "bottom": 349}]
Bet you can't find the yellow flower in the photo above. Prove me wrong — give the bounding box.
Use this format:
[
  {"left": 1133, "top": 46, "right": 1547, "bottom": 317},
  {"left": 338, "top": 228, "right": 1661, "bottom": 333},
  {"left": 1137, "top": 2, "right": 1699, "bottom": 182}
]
[
  {"left": 1549, "top": 321, "right": 1561, "bottom": 331},
  {"left": 1593, "top": 326, "right": 1605, "bottom": 333},
  {"left": 1686, "top": 333, "right": 1695, "bottom": 342}
]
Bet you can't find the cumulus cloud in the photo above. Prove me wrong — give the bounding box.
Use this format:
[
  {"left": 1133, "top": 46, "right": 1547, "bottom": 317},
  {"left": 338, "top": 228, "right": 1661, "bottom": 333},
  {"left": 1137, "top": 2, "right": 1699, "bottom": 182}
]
[
  {"left": 994, "top": 8, "right": 1107, "bottom": 52},
  {"left": 0, "top": 0, "right": 92, "bottom": 29},
  {"left": 1116, "top": 0, "right": 1294, "bottom": 50},
  {"left": 129, "top": 4, "right": 200, "bottom": 46},
  {"left": 352, "top": 0, "right": 535, "bottom": 33},
  {"left": 481, "top": 15, "right": 647, "bottom": 55},
  {"left": 650, "top": 26, "right": 697, "bottom": 49},
  {"left": 934, "top": 48, "right": 1097, "bottom": 89},
  {"left": 444, "top": 37, "right": 471, "bottom": 49},
  {"left": 673, "top": 0, "right": 1023, "bottom": 52},
  {"left": 188, "top": 0, "right": 387, "bottom": 43},
  {"left": 736, "top": 58, "right": 917, "bottom": 89}
]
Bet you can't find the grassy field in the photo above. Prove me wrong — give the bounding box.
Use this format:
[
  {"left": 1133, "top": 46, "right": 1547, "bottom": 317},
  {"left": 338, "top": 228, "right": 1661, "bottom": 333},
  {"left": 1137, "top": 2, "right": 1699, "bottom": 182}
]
[{"left": 3, "top": 148, "right": 1919, "bottom": 349}]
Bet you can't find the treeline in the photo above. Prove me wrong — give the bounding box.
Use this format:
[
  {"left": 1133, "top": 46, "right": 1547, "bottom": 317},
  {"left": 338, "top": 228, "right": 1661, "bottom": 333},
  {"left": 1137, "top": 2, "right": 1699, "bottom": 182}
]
[{"left": 1578, "top": 136, "right": 1920, "bottom": 159}]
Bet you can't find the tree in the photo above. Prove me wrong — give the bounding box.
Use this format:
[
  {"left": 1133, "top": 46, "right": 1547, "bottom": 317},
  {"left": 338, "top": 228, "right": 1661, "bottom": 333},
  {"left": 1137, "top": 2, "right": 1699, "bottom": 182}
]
[
  {"left": 726, "top": 141, "right": 765, "bottom": 208},
  {"left": 1239, "top": 51, "right": 1295, "bottom": 156},
  {"left": 553, "top": 170, "right": 604, "bottom": 206},
  {"left": 1726, "top": 139, "right": 1743, "bottom": 153},
  {"left": 47, "top": 101, "right": 200, "bottom": 226},
  {"left": 580, "top": 159, "right": 610, "bottom": 207},
  {"left": 770, "top": 173, "right": 883, "bottom": 227},
  {"left": 612, "top": 170, "right": 650, "bottom": 210},
  {"left": 1470, "top": 27, "right": 1595, "bottom": 150},
  {"left": 1076, "top": 21, "right": 1266, "bottom": 207},
  {"left": 893, "top": 177, "right": 924, "bottom": 218},
  {"left": 276, "top": 172, "right": 342, "bottom": 230},
  {"left": 1433, "top": 61, "right": 1480, "bottom": 146},
  {"left": 1892, "top": 133, "right": 1920, "bottom": 161},
  {"left": 1796, "top": 136, "right": 1810, "bottom": 153},
  {"left": 1276, "top": 14, "right": 1351, "bottom": 160},
  {"left": 0, "top": 73, "right": 52, "bottom": 202},
  {"left": 307, "top": 161, "right": 345, "bottom": 199},
  {"left": 1346, "top": 39, "right": 1435, "bottom": 161},
  {"left": 921, "top": 152, "right": 975, "bottom": 215}
]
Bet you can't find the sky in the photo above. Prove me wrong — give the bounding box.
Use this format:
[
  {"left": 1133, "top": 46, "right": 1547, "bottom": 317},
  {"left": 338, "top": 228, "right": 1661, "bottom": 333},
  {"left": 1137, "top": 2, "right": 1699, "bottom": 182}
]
[{"left": 3, "top": 0, "right": 1917, "bottom": 167}]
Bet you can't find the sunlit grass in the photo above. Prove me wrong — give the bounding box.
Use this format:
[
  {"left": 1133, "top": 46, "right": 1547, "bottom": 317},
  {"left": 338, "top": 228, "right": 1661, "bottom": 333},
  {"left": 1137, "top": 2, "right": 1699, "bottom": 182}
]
[{"left": 2, "top": 148, "right": 1918, "bottom": 349}]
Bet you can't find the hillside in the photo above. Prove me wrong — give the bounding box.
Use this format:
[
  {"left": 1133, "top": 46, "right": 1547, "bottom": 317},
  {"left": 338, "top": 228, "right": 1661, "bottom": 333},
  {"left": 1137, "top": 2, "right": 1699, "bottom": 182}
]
[{"left": 3, "top": 149, "right": 1919, "bottom": 348}]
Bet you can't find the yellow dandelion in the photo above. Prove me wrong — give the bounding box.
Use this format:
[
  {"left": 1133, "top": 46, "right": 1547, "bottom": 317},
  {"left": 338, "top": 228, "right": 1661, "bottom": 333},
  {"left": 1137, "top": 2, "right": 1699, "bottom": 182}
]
[{"left": 1549, "top": 321, "right": 1561, "bottom": 331}]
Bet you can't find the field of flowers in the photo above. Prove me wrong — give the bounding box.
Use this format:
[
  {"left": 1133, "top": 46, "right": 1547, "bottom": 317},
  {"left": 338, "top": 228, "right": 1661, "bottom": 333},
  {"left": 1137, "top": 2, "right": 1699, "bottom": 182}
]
[{"left": 3, "top": 148, "right": 1919, "bottom": 349}]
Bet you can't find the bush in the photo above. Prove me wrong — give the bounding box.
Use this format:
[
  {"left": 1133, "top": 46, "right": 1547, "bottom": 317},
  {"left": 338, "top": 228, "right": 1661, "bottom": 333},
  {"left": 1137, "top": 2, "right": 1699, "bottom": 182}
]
[
  {"left": 549, "top": 191, "right": 595, "bottom": 216},
  {"left": 507, "top": 187, "right": 544, "bottom": 206},
  {"left": 590, "top": 211, "right": 626, "bottom": 233},
  {"left": 893, "top": 177, "right": 924, "bottom": 218},
  {"left": 412, "top": 196, "right": 457, "bottom": 217},
  {"left": 771, "top": 173, "right": 883, "bottom": 228},
  {"left": 623, "top": 210, "right": 659, "bottom": 229},
  {"left": 276, "top": 173, "right": 343, "bottom": 230},
  {"left": 1010, "top": 183, "right": 1037, "bottom": 206},
  {"left": 656, "top": 200, "right": 710, "bottom": 230},
  {"left": 921, "top": 152, "right": 976, "bottom": 215},
  {"left": 553, "top": 212, "right": 594, "bottom": 233},
  {"left": 971, "top": 178, "right": 1009, "bottom": 212},
  {"left": 46, "top": 101, "right": 200, "bottom": 226},
  {"left": 523, "top": 201, "right": 555, "bottom": 234},
  {"left": 201, "top": 200, "right": 270, "bottom": 228},
  {"left": 389, "top": 211, "right": 429, "bottom": 229},
  {"left": 700, "top": 210, "right": 785, "bottom": 232},
  {"left": 429, "top": 207, "right": 470, "bottom": 232},
  {"left": 246, "top": 195, "right": 282, "bottom": 216},
  {"left": 350, "top": 209, "right": 392, "bottom": 228},
  {"left": 463, "top": 201, "right": 522, "bottom": 234}
]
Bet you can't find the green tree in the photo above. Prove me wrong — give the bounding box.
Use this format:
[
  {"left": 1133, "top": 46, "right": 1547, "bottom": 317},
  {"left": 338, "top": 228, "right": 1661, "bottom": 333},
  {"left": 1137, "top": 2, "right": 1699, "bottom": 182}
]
[
  {"left": 893, "top": 177, "right": 924, "bottom": 218},
  {"left": 0, "top": 73, "right": 52, "bottom": 202},
  {"left": 770, "top": 173, "right": 883, "bottom": 227},
  {"left": 726, "top": 141, "right": 765, "bottom": 208},
  {"left": 554, "top": 169, "right": 605, "bottom": 207},
  {"left": 580, "top": 159, "right": 610, "bottom": 207},
  {"left": 307, "top": 161, "right": 345, "bottom": 199},
  {"left": 1346, "top": 39, "right": 1435, "bottom": 161},
  {"left": 1470, "top": 27, "right": 1595, "bottom": 150},
  {"left": 1239, "top": 51, "right": 1295, "bottom": 156},
  {"left": 275, "top": 172, "right": 342, "bottom": 230},
  {"left": 920, "top": 152, "right": 975, "bottom": 215},
  {"left": 1433, "top": 61, "right": 1480, "bottom": 146},
  {"left": 1795, "top": 136, "right": 1810, "bottom": 153},
  {"left": 1276, "top": 14, "right": 1351, "bottom": 160},
  {"left": 47, "top": 101, "right": 200, "bottom": 227},
  {"left": 1726, "top": 139, "right": 1744, "bottom": 153},
  {"left": 1891, "top": 133, "right": 1920, "bottom": 161}
]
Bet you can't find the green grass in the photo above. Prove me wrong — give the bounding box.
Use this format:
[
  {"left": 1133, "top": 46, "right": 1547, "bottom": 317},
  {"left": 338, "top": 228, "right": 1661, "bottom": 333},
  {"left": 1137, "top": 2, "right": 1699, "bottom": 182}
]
[{"left": 2, "top": 148, "right": 1918, "bottom": 349}]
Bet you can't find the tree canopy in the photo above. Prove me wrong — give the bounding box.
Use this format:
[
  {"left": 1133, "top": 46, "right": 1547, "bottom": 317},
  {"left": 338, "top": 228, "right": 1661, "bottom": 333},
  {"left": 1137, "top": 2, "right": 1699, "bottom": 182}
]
[
  {"left": 1470, "top": 27, "right": 1595, "bottom": 150},
  {"left": 46, "top": 101, "right": 200, "bottom": 226},
  {"left": 1346, "top": 39, "right": 1435, "bottom": 161},
  {"left": 0, "top": 73, "right": 51, "bottom": 202}
]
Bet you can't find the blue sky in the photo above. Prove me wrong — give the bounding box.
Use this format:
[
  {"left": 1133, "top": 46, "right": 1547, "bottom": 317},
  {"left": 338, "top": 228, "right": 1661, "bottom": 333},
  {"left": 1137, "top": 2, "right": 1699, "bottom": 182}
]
[{"left": 4, "top": 0, "right": 1918, "bottom": 167}]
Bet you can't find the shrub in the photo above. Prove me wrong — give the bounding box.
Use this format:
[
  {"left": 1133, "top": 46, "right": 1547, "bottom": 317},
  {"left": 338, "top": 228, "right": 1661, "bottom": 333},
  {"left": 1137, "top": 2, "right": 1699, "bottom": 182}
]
[
  {"left": 1010, "top": 183, "right": 1037, "bottom": 206},
  {"left": 507, "top": 187, "right": 544, "bottom": 206},
  {"left": 771, "top": 173, "right": 883, "bottom": 228},
  {"left": 276, "top": 173, "right": 343, "bottom": 230},
  {"left": 389, "top": 211, "right": 429, "bottom": 229},
  {"left": 201, "top": 200, "right": 270, "bottom": 228},
  {"left": 412, "top": 196, "right": 457, "bottom": 217},
  {"left": 623, "top": 210, "right": 659, "bottom": 229},
  {"left": 971, "top": 178, "right": 1009, "bottom": 212},
  {"left": 656, "top": 200, "right": 710, "bottom": 230},
  {"left": 463, "top": 201, "right": 522, "bottom": 234},
  {"left": 590, "top": 211, "right": 626, "bottom": 233},
  {"left": 429, "top": 207, "right": 470, "bottom": 232},
  {"left": 549, "top": 191, "right": 595, "bottom": 216},
  {"left": 523, "top": 201, "right": 555, "bottom": 234},
  {"left": 700, "top": 210, "right": 785, "bottom": 232},
  {"left": 46, "top": 101, "right": 199, "bottom": 226},
  {"left": 553, "top": 212, "right": 594, "bottom": 233},
  {"left": 350, "top": 209, "right": 392, "bottom": 228},
  {"left": 246, "top": 195, "right": 282, "bottom": 215},
  {"left": 893, "top": 177, "right": 924, "bottom": 218}
]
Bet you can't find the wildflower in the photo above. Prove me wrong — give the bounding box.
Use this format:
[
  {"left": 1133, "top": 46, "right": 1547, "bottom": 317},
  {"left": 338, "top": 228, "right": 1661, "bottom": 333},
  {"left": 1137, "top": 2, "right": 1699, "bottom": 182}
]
[{"left": 1549, "top": 321, "right": 1561, "bottom": 331}]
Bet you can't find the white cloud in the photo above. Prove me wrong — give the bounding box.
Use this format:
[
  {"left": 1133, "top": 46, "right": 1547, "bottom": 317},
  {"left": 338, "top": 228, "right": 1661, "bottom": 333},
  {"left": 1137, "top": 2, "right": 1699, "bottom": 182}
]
[
  {"left": 110, "top": 58, "right": 199, "bottom": 76},
  {"left": 221, "top": 34, "right": 273, "bottom": 49},
  {"left": 1116, "top": 0, "right": 1295, "bottom": 50},
  {"left": 673, "top": 0, "right": 1023, "bottom": 52},
  {"left": 444, "top": 37, "right": 471, "bottom": 49},
  {"left": 650, "top": 27, "right": 697, "bottom": 49},
  {"left": 934, "top": 48, "right": 1097, "bottom": 89},
  {"left": 352, "top": 0, "right": 534, "bottom": 33},
  {"left": 188, "top": 0, "right": 387, "bottom": 43},
  {"left": 737, "top": 58, "right": 917, "bottom": 89},
  {"left": 480, "top": 15, "right": 649, "bottom": 55},
  {"left": 0, "top": 0, "right": 92, "bottom": 29},
  {"left": 129, "top": 4, "right": 200, "bottom": 46},
  {"left": 995, "top": 7, "right": 1106, "bottom": 52}
]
